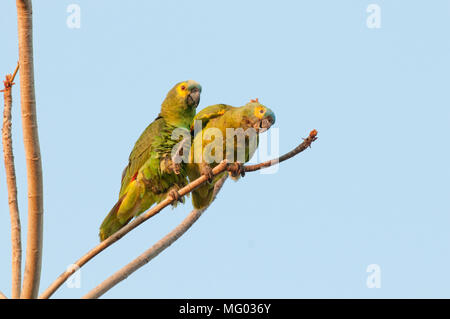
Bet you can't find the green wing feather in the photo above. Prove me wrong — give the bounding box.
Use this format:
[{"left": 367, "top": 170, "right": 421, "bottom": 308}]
[{"left": 120, "top": 117, "right": 166, "bottom": 196}]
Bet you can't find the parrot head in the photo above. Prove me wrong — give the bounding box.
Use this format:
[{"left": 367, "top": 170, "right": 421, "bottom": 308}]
[
  {"left": 164, "top": 80, "right": 202, "bottom": 108},
  {"left": 160, "top": 80, "right": 202, "bottom": 127},
  {"left": 241, "top": 98, "right": 276, "bottom": 133}
]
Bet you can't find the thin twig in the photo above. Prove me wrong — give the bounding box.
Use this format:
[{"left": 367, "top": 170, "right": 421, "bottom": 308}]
[
  {"left": 82, "top": 175, "right": 229, "bottom": 299},
  {"left": 40, "top": 130, "right": 318, "bottom": 298},
  {"left": 245, "top": 129, "right": 318, "bottom": 172},
  {"left": 11, "top": 63, "right": 19, "bottom": 82},
  {"left": 16, "top": 0, "right": 44, "bottom": 299},
  {"left": 2, "top": 62, "right": 22, "bottom": 299}
]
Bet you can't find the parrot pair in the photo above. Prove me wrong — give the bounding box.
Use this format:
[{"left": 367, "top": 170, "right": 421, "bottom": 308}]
[{"left": 99, "top": 81, "right": 276, "bottom": 241}]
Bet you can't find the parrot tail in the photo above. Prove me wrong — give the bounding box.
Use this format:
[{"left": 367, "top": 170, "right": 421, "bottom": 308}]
[
  {"left": 99, "top": 195, "right": 130, "bottom": 242},
  {"left": 192, "top": 187, "right": 215, "bottom": 210}
]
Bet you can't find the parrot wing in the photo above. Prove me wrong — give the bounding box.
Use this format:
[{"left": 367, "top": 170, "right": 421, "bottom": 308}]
[
  {"left": 120, "top": 116, "right": 166, "bottom": 196},
  {"left": 190, "top": 104, "right": 234, "bottom": 133}
]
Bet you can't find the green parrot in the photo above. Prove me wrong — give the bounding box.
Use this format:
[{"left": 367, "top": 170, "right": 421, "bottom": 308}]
[
  {"left": 187, "top": 98, "right": 276, "bottom": 209},
  {"left": 99, "top": 80, "right": 202, "bottom": 241}
]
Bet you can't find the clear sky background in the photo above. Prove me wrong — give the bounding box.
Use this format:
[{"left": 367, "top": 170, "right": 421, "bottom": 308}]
[{"left": 0, "top": 0, "right": 449, "bottom": 298}]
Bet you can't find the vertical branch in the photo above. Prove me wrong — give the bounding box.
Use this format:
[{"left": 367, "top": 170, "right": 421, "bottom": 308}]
[
  {"left": 1, "top": 63, "right": 22, "bottom": 299},
  {"left": 82, "top": 175, "right": 229, "bottom": 299},
  {"left": 16, "top": 0, "right": 43, "bottom": 299}
]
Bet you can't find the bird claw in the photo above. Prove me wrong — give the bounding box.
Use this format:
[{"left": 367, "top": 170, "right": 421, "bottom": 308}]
[
  {"left": 171, "top": 162, "right": 181, "bottom": 175},
  {"left": 228, "top": 162, "right": 245, "bottom": 178},
  {"left": 168, "top": 189, "right": 183, "bottom": 204},
  {"left": 200, "top": 163, "right": 214, "bottom": 183}
]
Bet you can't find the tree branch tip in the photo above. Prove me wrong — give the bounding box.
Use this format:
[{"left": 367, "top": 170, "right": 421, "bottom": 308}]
[
  {"left": 1, "top": 75, "right": 15, "bottom": 92},
  {"left": 302, "top": 129, "right": 318, "bottom": 147},
  {"left": 1, "top": 63, "right": 20, "bottom": 92}
]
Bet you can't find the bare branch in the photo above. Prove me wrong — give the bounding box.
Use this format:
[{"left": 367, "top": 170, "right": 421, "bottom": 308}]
[
  {"left": 82, "top": 175, "right": 229, "bottom": 299},
  {"left": 16, "top": 0, "right": 44, "bottom": 299},
  {"left": 2, "top": 62, "right": 22, "bottom": 299},
  {"left": 40, "top": 130, "right": 318, "bottom": 298}
]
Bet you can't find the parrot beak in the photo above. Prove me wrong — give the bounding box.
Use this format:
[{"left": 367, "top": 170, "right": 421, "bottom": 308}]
[
  {"left": 254, "top": 112, "right": 275, "bottom": 133},
  {"left": 187, "top": 87, "right": 201, "bottom": 108},
  {"left": 257, "top": 118, "right": 273, "bottom": 133}
]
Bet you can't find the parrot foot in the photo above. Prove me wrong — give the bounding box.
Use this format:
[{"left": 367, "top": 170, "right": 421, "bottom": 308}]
[
  {"left": 168, "top": 189, "right": 184, "bottom": 205},
  {"left": 228, "top": 162, "right": 245, "bottom": 178},
  {"left": 200, "top": 163, "right": 214, "bottom": 183},
  {"left": 171, "top": 162, "right": 181, "bottom": 175},
  {"left": 162, "top": 155, "right": 182, "bottom": 175}
]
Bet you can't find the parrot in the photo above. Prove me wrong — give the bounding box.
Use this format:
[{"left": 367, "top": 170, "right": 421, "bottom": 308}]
[
  {"left": 187, "top": 98, "right": 276, "bottom": 209},
  {"left": 99, "top": 80, "right": 202, "bottom": 241}
]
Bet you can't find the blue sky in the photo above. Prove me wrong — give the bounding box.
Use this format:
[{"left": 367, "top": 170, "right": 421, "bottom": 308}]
[{"left": 1, "top": 0, "right": 450, "bottom": 298}]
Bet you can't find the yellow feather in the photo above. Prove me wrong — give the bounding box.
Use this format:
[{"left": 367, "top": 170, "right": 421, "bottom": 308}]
[
  {"left": 176, "top": 82, "right": 189, "bottom": 97},
  {"left": 254, "top": 106, "right": 266, "bottom": 119}
]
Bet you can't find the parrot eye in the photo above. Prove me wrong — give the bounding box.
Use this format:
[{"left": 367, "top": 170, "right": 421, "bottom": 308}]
[
  {"left": 180, "top": 85, "right": 186, "bottom": 91},
  {"left": 259, "top": 109, "right": 265, "bottom": 114}
]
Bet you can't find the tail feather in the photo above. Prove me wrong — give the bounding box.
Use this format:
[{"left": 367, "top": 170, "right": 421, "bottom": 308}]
[
  {"left": 99, "top": 195, "right": 130, "bottom": 241},
  {"left": 192, "top": 186, "right": 215, "bottom": 210},
  {"left": 191, "top": 172, "right": 227, "bottom": 209}
]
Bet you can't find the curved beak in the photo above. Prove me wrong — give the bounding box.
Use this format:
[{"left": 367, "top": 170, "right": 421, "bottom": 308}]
[
  {"left": 254, "top": 112, "right": 275, "bottom": 133},
  {"left": 187, "top": 87, "right": 201, "bottom": 107}
]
